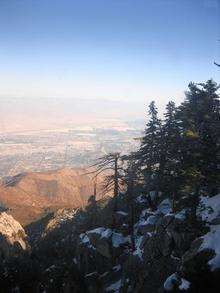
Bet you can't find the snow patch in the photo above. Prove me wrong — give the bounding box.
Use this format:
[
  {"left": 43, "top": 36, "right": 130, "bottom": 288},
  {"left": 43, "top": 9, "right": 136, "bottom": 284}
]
[
  {"left": 83, "top": 227, "right": 130, "bottom": 248},
  {"left": 157, "top": 198, "right": 172, "bottom": 215},
  {"left": 112, "top": 232, "right": 130, "bottom": 248},
  {"left": 164, "top": 273, "right": 178, "bottom": 291},
  {"left": 79, "top": 233, "right": 90, "bottom": 244},
  {"left": 179, "top": 278, "right": 191, "bottom": 290},
  {"left": 113, "top": 265, "right": 121, "bottom": 272},
  {"left": 133, "top": 235, "right": 144, "bottom": 259},
  {"left": 79, "top": 233, "right": 95, "bottom": 249},
  {"left": 136, "top": 195, "right": 147, "bottom": 204},
  {"left": 175, "top": 209, "right": 187, "bottom": 220},
  {"left": 85, "top": 271, "right": 97, "bottom": 278},
  {"left": 146, "top": 215, "right": 158, "bottom": 225},
  {"left": 200, "top": 224, "right": 220, "bottom": 270},
  {"left": 106, "top": 279, "right": 122, "bottom": 292},
  {"left": 164, "top": 273, "right": 190, "bottom": 291},
  {"left": 199, "top": 194, "right": 220, "bottom": 223},
  {"left": 199, "top": 194, "right": 220, "bottom": 270},
  {"left": 116, "top": 211, "right": 128, "bottom": 216}
]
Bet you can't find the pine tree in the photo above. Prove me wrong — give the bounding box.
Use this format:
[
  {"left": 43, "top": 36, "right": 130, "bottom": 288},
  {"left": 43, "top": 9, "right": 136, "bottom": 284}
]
[
  {"left": 161, "top": 101, "right": 182, "bottom": 211},
  {"left": 138, "top": 101, "right": 162, "bottom": 202},
  {"left": 178, "top": 80, "right": 220, "bottom": 196},
  {"left": 173, "top": 80, "right": 220, "bottom": 224},
  {"left": 196, "top": 80, "right": 220, "bottom": 195}
]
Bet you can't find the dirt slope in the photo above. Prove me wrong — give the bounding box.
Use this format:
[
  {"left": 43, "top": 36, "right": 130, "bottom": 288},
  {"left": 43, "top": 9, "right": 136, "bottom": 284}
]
[{"left": 0, "top": 168, "right": 101, "bottom": 225}]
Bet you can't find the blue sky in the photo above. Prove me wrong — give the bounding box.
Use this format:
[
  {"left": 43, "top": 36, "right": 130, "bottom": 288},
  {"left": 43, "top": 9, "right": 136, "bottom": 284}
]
[{"left": 0, "top": 0, "right": 219, "bottom": 113}]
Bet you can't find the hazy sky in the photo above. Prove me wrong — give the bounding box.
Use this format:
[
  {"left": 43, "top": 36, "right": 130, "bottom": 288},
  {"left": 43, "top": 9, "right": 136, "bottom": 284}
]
[{"left": 0, "top": 0, "right": 219, "bottom": 112}]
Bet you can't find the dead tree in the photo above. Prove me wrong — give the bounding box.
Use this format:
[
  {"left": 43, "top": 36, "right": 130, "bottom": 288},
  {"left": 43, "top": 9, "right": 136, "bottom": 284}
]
[
  {"left": 124, "top": 158, "right": 137, "bottom": 251},
  {"left": 87, "top": 152, "right": 125, "bottom": 198},
  {"left": 86, "top": 152, "right": 126, "bottom": 230},
  {"left": 86, "top": 153, "right": 126, "bottom": 264}
]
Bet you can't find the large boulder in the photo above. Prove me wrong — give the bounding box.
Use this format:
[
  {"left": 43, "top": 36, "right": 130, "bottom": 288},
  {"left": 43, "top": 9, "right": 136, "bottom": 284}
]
[
  {"left": 84, "top": 227, "right": 131, "bottom": 259},
  {"left": 0, "top": 212, "right": 29, "bottom": 259},
  {"left": 137, "top": 215, "right": 160, "bottom": 234},
  {"left": 175, "top": 194, "right": 220, "bottom": 292}
]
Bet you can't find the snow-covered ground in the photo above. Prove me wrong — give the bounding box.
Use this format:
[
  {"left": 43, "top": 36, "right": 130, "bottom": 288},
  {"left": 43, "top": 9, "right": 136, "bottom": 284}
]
[
  {"left": 199, "top": 194, "right": 220, "bottom": 270},
  {"left": 164, "top": 273, "right": 190, "bottom": 291}
]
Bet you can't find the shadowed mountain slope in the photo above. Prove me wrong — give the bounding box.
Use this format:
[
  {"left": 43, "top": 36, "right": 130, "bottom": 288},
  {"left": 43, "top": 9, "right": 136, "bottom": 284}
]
[{"left": 0, "top": 168, "right": 102, "bottom": 225}]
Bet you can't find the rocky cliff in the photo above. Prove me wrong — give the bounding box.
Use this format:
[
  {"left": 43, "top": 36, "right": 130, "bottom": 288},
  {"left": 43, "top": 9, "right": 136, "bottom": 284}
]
[{"left": 0, "top": 212, "right": 28, "bottom": 259}]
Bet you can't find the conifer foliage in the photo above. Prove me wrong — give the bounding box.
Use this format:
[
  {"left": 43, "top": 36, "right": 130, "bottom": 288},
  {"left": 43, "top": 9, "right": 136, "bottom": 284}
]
[{"left": 137, "top": 79, "right": 220, "bottom": 217}]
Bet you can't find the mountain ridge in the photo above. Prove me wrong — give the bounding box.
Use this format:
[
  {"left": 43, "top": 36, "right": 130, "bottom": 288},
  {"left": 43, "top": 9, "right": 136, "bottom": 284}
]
[{"left": 0, "top": 167, "right": 103, "bottom": 225}]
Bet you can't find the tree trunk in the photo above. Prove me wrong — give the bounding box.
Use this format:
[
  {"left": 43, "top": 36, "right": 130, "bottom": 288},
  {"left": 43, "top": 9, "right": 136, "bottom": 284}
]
[{"left": 127, "top": 173, "right": 135, "bottom": 251}]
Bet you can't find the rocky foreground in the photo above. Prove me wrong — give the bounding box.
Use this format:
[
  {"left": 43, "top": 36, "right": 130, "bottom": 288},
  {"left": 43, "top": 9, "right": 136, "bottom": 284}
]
[{"left": 0, "top": 192, "right": 220, "bottom": 292}]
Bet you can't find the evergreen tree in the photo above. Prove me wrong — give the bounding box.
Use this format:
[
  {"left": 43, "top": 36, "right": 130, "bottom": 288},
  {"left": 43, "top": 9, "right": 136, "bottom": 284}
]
[
  {"left": 172, "top": 80, "right": 220, "bottom": 224},
  {"left": 178, "top": 80, "right": 220, "bottom": 196},
  {"left": 136, "top": 80, "right": 219, "bottom": 219},
  {"left": 138, "top": 101, "right": 162, "bottom": 200},
  {"left": 160, "top": 101, "right": 182, "bottom": 211}
]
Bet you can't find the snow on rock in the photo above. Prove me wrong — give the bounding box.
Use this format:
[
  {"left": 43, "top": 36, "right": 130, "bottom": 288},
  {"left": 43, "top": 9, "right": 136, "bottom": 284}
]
[
  {"left": 45, "top": 208, "right": 77, "bottom": 233},
  {"left": 79, "top": 233, "right": 90, "bottom": 244},
  {"left": 164, "top": 273, "right": 178, "bottom": 291},
  {"left": 146, "top": 215, "right": 158, "bottom": 225},
  {"left": 199, "top": 224, "right": 220, "bottom": 270},
  {"left": 157, "top": 198, "right": 172, "bottom": 215},
  {"left": 136, "top": 195, "right": 147, "bottom": 204},
  {"left": 79, "top": 233, "right": 95, "bottom": 250},
  {"left": 164, "top": 273, "right": 190, "bottom": 291},
  {"left": 133, "top": 235, "right": 144, "bottom": 259},
  {"left": 198, "top": 194, "right": 220, "bottom": 270},
  {"left": 45, "top": 265, "right": 56, "bottom": 272},
  {"left": 175, "top": 209, "right": 187, "bottom": 220},
  {"left": 112, "top": 232, "right": 130, "bottom": 248},
  {"left": 106, "top": 279, "right": 122, "bottom": 292},
  {"left": 199, "top": 194, "right": 220, "bottom": 223},
  {"left": 140, "top": 209, "right": 150, "bottom": 218},
  {"left": 81, "top": 227, "right": 130, "bottom": 249},
  {"left": 85, "top": 271, "right": 98, "bottom": 278},
  {"left": 116, "top": 211, "right": 128, "bottom": 216},
  {"left": 134, "top": 198, "right": 173, "bottom": 237},
  {"left": 179, "top": 278, "right": 191, "bottom": 290},
  {"left": 87, "top": 227, "right": 110, "bottom": 237},
  {"left": 113, "top": 264, "right": 121, "bottom": 272},
  {"left": 135, "top": 209, "right": 153, "bottom": 226}
]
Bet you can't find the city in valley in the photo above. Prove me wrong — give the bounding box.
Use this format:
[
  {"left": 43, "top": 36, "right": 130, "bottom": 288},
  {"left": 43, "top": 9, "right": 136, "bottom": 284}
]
[{"left": 0, "top": 119, "right": 142, "bottom": 178}]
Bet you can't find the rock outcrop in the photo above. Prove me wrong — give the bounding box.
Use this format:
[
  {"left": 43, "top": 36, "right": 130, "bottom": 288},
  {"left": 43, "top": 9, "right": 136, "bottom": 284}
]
[
  {"left": 0, "top": 212, "right": 28, "bottom": 259},
  {"left": 1, "top": 193, "right": 220, "bottom": 292},
  {"left": 72, "top": 194, "right": 220, "bottom": 292},
  {"left": 44, "top": 208, "right": 78, "bottom": 234}
]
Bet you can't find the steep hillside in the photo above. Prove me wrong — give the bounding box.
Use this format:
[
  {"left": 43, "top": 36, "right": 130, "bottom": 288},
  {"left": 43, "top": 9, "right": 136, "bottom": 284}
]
[{"left": 0, "top": 168, "right": 102, "bottom": 225}]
